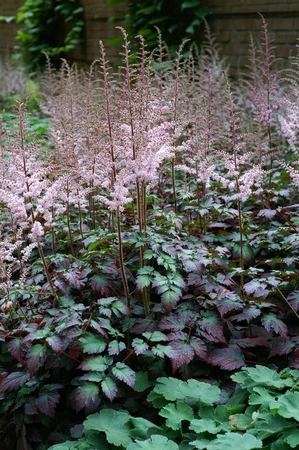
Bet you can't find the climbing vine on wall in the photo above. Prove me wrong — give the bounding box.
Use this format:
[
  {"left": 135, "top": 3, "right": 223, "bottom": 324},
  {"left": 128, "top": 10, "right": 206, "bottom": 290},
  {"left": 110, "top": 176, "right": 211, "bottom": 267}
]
[
  {"left": 14, "top": 0, "right": 84, "bottom": 71},
  {"left": 107, "top": 0, "right": 209, "bottom": 53}
]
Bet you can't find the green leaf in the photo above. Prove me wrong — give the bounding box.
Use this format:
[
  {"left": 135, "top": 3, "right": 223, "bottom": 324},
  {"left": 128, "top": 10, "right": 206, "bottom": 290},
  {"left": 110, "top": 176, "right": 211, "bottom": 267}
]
[
  {"left": 84, "top": 409, "right": 132, "bottom": 447},
  {"left": 285, "top": 429, "right": 299, "bottom": 448},
  {"left": 132, "top": 338, "right": 149, "bottom": 356},
  {"left": 150, "top": 377, "right": 220, "bottom": 405},
  {"left": 159, "top": 401, "right": 194, "bottom": 430},
  {"left": 79, "top": 333, "right": 107, "bottom": 354},
  {"left": 189, "top": 418, "right": 228, "bottom": 434},
  {"left": 134, "top": 371, "right": 153, "bottom": 392},
  {"left": 181, "top": 0, "right": 200, "bottom": 9},
  {"left": 112, "top": 362, "right": 135, "bottom": 387},
  {"left": 79, "top": 355, "right": 112, "bottom": 372},
  {"left": 108, "top": 340, "right": 126, "bottom": 355},
  {"left": 127, "top": 435, "right": 179, "bottom": 450},
  {"left": 197, "top": 432, "right": 262, "bottom": 449},
  {"left": 232, "top": 366, "right": 293, "bottom": 391},
  {"left": 277, "top": 391, "right": 299, "bottom": 421},
  {"left": 129, "top": 417, "right": 161, "bottom": 440},
  {"left": 101, "top": 377, "right": 118, "bottom": 401},
  {"left": 136, "top": 266, "right": 156, "bottom": 289},
  {"left": 229, "top": 413, "right": 253, "bottom": 431}
]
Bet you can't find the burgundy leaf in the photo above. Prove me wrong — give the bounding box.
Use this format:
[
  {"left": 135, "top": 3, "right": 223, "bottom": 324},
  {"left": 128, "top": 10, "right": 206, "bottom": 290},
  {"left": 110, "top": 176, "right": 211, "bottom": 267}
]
[
  {"left": 287, "top": 291, "right": 299, "bottom": 312},
  {"left": 234, "top": 336, "right": 269, "bottom": 349},
  {"left": 89, "top": 320, "right": 109, "bottom": 339},
  {"left": 215, "top": 294, "right": 243, "bottom": 317},
  {"left": 36, "top": 390, "right": 60, "bottom": 418},
  {"left": 208, "top": 345, "right": 245, "bottom": 370},
  {"left": 198, "top": 311, "right": 227, "bottom": 343},
  {"left": 169, "top": 341, "right": 195, "bottom": 372},
  {"left": 26, "top": 344, "right": 47, "bottom": 376},
  {"left": 189, "top": 336, "right": 207, "bottom": 359},
  {"left": 261, "top": 313, "right": 288, "bottom": 338},
  {"left": 269, "top": 337, "right": 295, "bottom": 357},
  {"left": 8, "top": 337, "right": 24, "bottom": 362},
  {"left": 69, "top": 382, "right": 100, "bottom": 413},
  {"left": 64, "top": 269, "right": 87, "bottom": 289},
  {"left": 159, "top": 315, "right": 187, "bottom": 331},
  {"left": 230, "top": 305, "right": 261, "bottom": 323},
  {"left": 0, "top": 371, "right": 30, "bottom": 393},
  {"left": 90, "top": 273, "right": 112, "bottom": 296},
  {"left": 25, "top": 399, "right": 38, "bottom": 415},
  {"left": 167, "top": 331, "right": 189, "bottom": 341},
  {"left": 46, "top": 336, "right": 63, "bottom": 353}
]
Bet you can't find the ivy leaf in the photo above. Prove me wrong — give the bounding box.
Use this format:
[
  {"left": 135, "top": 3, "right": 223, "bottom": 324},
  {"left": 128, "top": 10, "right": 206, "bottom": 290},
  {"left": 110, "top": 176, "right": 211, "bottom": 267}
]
[
  {"left": 208, "top": 345, "right": 245, "bottom": 371},
  {"left": 69, "top": 382, "right": 100, "bottom": 413},
  {"left": 127, "top": 434, "right": 179, "bottom": 450},
  {"left": 261, "top": 313, "right": 288, "bottom": 338},
  {"left": 108, "top": 340, "right": 126, "bottom": 356},
  {"left": 79, "top": 333, "right": 107, "bottom": 354},
  {"left": 36, "top": 388, "right": 60, "bottom": 418},
  {"left": 112, "top": 362, "right": 136, "bottom": 387},
  {"left": 84, "top": 409, "right": 132, "bottom": 447},
  {"left": 0, "top": 371, "right": 30, "bottom": 393},
  {"left": 26, "top": 343, "right": 47, "bottom": 376},
  {"left": 101, "top": 377, "right": 118, "bottom": 401},
  {"left": 277, "top": 391, "right": 299, "bottom": 421},
  {"left": 159, "top": 401, "right": 194, "bottom": 430}
]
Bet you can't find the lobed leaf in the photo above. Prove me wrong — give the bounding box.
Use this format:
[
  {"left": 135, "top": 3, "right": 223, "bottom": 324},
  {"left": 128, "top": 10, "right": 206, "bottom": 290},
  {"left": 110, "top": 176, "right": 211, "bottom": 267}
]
[
  {"left": 84, "top": 409, "right": 132, "bottom": 447},
  {"left": 159, "top": 401, "right": 194, "bottom": 430},
  {"left": 127, "top": 435, "right": 179, "bottom": 450}
]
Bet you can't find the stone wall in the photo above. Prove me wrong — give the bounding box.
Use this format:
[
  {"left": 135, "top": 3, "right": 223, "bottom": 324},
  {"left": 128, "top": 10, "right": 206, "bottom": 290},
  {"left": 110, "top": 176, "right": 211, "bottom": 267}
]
[
  {"left": 0, "top": 0, "right": 23, "bottom": 56},
  {"left": 0, "top": 0, "right": 298, "bottom": 71},
  {"left": 206, "top": 0, "right": 299, "bottom": 73}
]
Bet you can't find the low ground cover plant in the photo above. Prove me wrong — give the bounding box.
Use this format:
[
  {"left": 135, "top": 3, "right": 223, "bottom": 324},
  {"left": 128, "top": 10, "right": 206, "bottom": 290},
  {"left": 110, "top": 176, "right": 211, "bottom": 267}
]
[{"left": 1, "top": 16, "right": 299, "bottom": 449}]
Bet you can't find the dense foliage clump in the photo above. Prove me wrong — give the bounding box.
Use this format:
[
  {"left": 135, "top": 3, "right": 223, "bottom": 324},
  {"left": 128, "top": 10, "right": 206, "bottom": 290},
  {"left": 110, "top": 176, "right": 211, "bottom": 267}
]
[{"left": 1, "top": 16, "right": 299, "bottom": 450}]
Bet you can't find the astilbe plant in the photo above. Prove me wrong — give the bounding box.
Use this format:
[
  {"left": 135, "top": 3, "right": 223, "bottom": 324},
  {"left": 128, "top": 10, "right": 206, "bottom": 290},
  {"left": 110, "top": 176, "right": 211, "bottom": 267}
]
[{"left": 2, "top": 18, "right": 299, "bottom": 449}]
